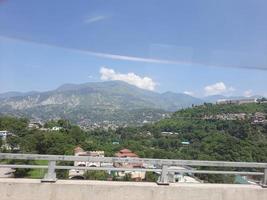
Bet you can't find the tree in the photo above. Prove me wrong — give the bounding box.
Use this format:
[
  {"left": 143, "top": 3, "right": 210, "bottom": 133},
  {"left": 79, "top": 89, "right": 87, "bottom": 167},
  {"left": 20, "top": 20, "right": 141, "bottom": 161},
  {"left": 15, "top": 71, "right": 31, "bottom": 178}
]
[
  {"left": 145, "top": 172, "right": 159, "bottom": 182},
  {"left": 6, "top": 136, "right": 21, "bottom": 152},
  {"left": 84, "top": 170, "right": 109, "bottom": 180}
]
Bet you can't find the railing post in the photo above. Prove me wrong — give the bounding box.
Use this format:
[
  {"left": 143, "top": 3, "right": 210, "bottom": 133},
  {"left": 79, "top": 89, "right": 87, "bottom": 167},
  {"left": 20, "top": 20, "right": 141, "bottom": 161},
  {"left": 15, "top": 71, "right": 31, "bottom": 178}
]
[
  {"left": 41, "top": 160, "right": 57, "bottom": 183},
  {"left": 157, "top": 165, "right": 169, "bottom": 185},
  {"left": 261, "top": 168, "right": 267, "bottom": 188}
]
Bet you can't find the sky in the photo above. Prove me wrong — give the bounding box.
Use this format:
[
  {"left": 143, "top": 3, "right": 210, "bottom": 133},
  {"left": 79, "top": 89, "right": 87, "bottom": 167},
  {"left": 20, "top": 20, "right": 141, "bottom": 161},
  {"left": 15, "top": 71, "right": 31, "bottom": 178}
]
[{"left": 0, "top": 0, "right": 267, "bottom": 97}]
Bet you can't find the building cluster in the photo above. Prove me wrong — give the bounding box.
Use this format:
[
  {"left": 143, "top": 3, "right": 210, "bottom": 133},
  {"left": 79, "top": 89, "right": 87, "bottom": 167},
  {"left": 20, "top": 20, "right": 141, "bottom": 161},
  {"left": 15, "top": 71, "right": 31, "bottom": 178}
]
[
  {"left": 161, "top": 131, "right": 179, "bottom": 135},
  {"left": 203, "top": 112, "right": 266, "bottom": 124},
  {"left": 77, "top": 113, "right": 169, "bottom": 131},
  {"left": 251, "top": 112, "right": 267, "bottom": 124},
  {"left": 216, "top": 98, "right": 258, "bottom": 105},
  {"left": 68, "top": 147, "right": 199, "bottom": 183},
  {"left": 69, "top": 147, "right": 107, "bottom": 179},
  {"left": 69, "top": 147, "right": 145, "bottom": 181},
  {"left": 203, "top": 113, "right": 247, "bottom": 121},
  {"left": 28, "top": 122, "right": 43, "bottom": 129},
  {"left": 28, "top": 121, "right": 63, "bottom": 131},
  {"left": 114, "top": 149, "right": 146, "bottom": 180},
  {"left": 78, "top": 121, "right": 119, "bottom": 131},
  {"left": 216, "top": 97, "right": 267, "bottom": 105}
]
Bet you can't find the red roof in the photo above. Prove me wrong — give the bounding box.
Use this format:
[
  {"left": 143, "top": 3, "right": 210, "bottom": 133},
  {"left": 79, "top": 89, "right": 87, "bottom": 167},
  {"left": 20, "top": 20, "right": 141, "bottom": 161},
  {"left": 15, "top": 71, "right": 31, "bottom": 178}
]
[
  {"left": 119, "top": 149, "right": 132, "bottom": 153},
  {"left": 115, "top": 149, "right": 138, "bottom": 158}
]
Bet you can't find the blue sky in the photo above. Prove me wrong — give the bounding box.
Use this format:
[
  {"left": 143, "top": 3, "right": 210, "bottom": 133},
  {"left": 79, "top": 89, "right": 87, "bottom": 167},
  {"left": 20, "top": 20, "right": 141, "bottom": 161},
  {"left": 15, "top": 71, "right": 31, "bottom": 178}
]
[{"left": 0, "top": 0, "right": 267, "bottom": 97}]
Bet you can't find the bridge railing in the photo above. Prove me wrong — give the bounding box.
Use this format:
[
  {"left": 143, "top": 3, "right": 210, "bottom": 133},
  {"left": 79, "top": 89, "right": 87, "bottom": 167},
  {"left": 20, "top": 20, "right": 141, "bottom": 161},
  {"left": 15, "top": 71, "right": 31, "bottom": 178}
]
[{"left": 0, "top": 153, "right": 266, "bottom": 187}]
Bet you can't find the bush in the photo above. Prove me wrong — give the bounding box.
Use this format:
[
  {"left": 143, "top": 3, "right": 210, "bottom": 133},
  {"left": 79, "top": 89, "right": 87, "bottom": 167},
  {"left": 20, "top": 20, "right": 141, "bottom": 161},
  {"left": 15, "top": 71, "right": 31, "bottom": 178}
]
[{"left": 84, "top": 170, "right": 109, "bottom": 180}]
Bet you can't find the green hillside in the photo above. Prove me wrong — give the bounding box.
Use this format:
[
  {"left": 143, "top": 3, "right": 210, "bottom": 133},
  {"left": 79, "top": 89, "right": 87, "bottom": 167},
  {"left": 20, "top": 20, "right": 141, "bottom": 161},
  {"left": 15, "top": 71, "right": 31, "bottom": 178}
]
[{"left": 1, "top": 102, "right": 266, "bottom": 182}]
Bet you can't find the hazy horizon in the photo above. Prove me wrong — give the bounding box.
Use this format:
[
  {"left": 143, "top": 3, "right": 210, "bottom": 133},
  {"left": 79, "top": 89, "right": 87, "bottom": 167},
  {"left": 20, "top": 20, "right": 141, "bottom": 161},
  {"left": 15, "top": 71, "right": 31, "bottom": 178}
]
[{"left": 0, "top": 79, "right": 266, "bottom": 99}]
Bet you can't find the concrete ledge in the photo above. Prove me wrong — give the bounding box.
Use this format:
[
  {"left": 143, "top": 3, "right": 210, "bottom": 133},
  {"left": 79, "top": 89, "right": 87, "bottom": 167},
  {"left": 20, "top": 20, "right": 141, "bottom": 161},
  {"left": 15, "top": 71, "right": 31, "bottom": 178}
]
[{"left": 0, "top": 178, "right": 266, "bottom": 200}]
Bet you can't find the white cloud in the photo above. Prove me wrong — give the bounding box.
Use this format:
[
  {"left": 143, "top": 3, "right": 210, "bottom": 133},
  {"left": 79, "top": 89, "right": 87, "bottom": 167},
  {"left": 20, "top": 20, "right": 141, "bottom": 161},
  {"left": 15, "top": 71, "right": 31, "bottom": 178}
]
[
  {"left": 244, "top": 90, "right": 253, "bottom": 97},
  {"left": 100, "top": 67, "right": 157, "bottom": 91},
  {"left": 84, "top": 15, "right": 108, "bottom": 24},
  {"left": 204, "top": 82, "right": 234, "bottom": 96},
  {"left": 90, "top": 51, "right": 185, "bottom": 65},
  {"left": 183, "top": 91, "right": 194, "bottom": 96}
]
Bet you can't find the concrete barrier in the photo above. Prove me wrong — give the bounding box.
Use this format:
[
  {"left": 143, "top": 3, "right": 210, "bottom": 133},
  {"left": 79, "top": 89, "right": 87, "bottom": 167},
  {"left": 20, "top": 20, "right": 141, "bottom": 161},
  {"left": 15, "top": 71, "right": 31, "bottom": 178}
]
[{"left": 0, "top": 178, "right": 266, "bottom": 200}]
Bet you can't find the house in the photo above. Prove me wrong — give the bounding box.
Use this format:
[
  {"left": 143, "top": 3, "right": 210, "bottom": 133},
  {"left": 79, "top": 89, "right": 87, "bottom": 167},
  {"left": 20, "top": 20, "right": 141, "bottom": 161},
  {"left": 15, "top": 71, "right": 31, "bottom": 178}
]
[
  {"left": 69, "top": 147, "right": 106, "bottom": 179},
  {"left": 112, "top": 141, "right": 120, "bottom": 145},
  {"left": 51, "top": 126, "right": 62, "bottom": 131},
  {"left": 114, "top": 149, "right": 145, "bottom": 181},
  {"left": 73, "top": 147, "right": 104, "bottom": 168},
  {"left": 0, "top": 130, "right": 13, "bottom": 140},
  {"left": 28, "top": 122, "right": 42, "bottom": 129},
  {"left": 252, "top": 112, "right": 266, "bottom": 124},
  {"left": 115, "top": 149, "right": 139, "bottom": 158},
  {"left": 181, "top": 141, "right": 190, "bottom": 145}
]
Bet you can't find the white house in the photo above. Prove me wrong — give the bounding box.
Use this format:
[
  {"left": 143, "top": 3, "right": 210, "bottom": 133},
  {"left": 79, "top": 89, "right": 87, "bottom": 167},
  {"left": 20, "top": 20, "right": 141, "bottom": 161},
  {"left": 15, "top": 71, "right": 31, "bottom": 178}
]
[
  {"left": 69, "top": 147, "right": 106, "bottom": 179},
  {"left": 0, "top": 130, "right": 13, "bottom": 140},
  {"left": 51, "top": 126, "right": 62, "bottom": 131}
]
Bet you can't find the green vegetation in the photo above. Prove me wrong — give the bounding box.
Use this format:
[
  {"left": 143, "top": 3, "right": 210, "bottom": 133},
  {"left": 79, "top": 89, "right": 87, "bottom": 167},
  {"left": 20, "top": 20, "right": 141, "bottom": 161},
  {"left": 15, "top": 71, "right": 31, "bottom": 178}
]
[
  {"left": 1, "top": 103, "right": 267, "bottom": 182},
  {"left": 28, "top": 160, "right": 48, "bottom": 179},
  {"left": 145, "top": 172, "right": 159, "bottom": 182},
  {"left": 84, "top": 170, "right": 110, "bottom": 181}
]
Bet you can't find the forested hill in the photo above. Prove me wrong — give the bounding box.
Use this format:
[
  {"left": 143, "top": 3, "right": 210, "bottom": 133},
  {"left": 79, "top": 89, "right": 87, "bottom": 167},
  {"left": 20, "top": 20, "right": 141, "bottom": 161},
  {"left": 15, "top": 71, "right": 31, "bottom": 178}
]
[
  {"left": 1, "top": 102, "right": 266, "bottom": 161},
  {"left": 1, "top": 102, "right": 267, "bottom": 182},
  {"left": 172, "top": 102, "right": 267, "bottom": 117},
  {"left": 149, "top": 103, "right": 267, "bottom": 162}
]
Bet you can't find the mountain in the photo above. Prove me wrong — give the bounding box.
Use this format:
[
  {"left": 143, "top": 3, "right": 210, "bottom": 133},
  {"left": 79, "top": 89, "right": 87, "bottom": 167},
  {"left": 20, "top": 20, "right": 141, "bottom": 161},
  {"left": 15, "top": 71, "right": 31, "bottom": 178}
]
[
  {"left": 0, "top": 81, "right": 203, "bottom": 126},
  {"left": 0, "top": 91, "right": 39, "bottom": 99},
  {"left": 0, "top": 92, "right": 23, "bottom": 99}
]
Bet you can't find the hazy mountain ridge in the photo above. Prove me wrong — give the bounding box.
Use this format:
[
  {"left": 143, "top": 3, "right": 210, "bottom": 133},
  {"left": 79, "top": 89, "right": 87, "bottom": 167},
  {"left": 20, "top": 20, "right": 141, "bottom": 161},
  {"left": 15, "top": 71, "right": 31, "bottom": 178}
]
[
  {"left": 0, "top": 81, "right": 204, "bottom": 125},
  {"left": 0, "top": 91, "right": 39, "bottom": 99},
  {"left": 0, "top": 81, "right": 261, "bottom": 125},
  {"left": 0, "top": 81, "right": 203, "bottom": 110}
]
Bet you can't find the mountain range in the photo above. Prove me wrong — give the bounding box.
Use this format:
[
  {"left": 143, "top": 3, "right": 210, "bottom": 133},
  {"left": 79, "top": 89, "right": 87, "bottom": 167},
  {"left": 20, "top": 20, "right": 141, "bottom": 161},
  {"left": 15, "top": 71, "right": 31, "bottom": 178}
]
[{"left": 0, "top": 81, "right": 261, "bottom": 126}]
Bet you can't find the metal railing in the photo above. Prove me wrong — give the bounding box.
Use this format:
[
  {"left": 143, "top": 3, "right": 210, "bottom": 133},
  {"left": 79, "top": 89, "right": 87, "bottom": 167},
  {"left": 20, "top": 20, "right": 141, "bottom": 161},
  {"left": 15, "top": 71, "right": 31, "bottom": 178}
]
[{"left": 0, "top": 153, "right": 266, "bottom": 187}]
